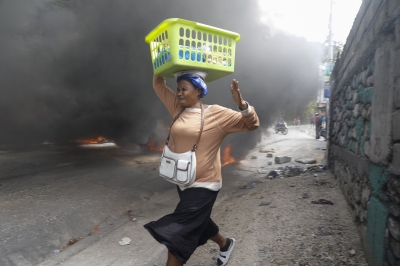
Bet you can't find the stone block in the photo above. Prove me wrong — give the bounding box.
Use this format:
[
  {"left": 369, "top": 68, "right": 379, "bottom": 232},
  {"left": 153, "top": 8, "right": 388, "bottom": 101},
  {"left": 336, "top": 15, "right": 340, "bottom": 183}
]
[
  {"left": 361, "top": 106, "right": 368, "bottom": 119},
  {"left": 353, "top": 182, "right": 362, "bottom": 203},
  {"left": 387, "top": 174, "right": 400, "bottom": 205},
  {"left": 352, "top": 74, "right": 357, "bottom": 89},
  {"left": 389, "top": 144, "right": 400, "bottom": 173},
  {"left": 365, "top": 141, "right": 371, "bottom": 158},
  {"left": 367, "top": 75, "right": 374, "bottom": 86},
  {"left": 275, "top": 156, "right": 291, "bottom": 164},
  {"left": 393, "top": 110, "right": 400, "bottom": 141},
  {"left": 361, "top": 186, "right": 371, "bottom": 208},
  {"left": 366, "top": 105, "right": 372, "bottom": 120},
  {"left": 369, "top": 42, "right": 393, "bottom": 165},
  {"left": 353, "top": 90, "right": 359, "bottom": 104},
  {"left": 386, "top": 250, "right": 398, "bottom": 265},
  {"left": 389, "top": 204, "right": 400, "bottom": 218},
  {"left": 388, "top": 217, "right": 400, "bottom": 241},
  {"left": 349, "top": 128, "right": 356, "bottom": 139},
  {"left": 390, "top": 235, "right": 400, "bottom": 259}
]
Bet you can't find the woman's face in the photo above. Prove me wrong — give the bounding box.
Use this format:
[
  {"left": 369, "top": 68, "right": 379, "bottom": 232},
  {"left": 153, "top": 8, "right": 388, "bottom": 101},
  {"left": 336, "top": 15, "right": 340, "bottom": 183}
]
[{"left": 176, "top": 80, "right": 201, "bottom": 107}]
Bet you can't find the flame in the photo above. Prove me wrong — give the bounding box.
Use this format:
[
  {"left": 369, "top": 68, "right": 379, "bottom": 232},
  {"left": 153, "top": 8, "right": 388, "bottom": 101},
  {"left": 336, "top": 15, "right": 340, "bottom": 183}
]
[
  {"left": 78, "top": 136, "right": 108, "bottom": 144},
  {"left": 147, "top": 140, "right": 164, "bottom": 152},
  {"left": 221, "top": 144, "right": 238, "bottom": 166}
]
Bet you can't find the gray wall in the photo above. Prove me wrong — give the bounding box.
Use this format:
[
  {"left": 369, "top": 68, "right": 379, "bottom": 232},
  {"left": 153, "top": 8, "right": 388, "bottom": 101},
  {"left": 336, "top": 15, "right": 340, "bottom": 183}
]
[{"left": 328, "top": 1, "right": 400, "bottom": 265}]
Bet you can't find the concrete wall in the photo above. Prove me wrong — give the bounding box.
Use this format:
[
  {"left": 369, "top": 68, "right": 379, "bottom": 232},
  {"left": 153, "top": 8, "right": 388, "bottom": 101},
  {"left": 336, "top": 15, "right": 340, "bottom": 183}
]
[{"left": 329, "top": 1, "right": 400, "bottom": 265}]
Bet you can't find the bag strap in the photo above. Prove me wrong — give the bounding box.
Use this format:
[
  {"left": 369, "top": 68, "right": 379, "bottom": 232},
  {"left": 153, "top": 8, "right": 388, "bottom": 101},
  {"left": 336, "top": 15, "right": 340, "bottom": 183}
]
[{"left": 165, "top": 103, "right": 204, "bottom": 152}]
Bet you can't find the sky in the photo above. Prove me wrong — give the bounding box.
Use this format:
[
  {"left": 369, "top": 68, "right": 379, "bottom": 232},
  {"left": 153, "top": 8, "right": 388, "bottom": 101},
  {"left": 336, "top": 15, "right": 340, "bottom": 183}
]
[{"left": 258, "top": 0, "right": 362, "bottom": 44}]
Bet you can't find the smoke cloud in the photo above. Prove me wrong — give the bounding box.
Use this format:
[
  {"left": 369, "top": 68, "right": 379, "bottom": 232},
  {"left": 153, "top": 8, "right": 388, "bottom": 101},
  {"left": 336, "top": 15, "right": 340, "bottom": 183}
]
[{"left": 0, "top": 0, "right": 322, "bottom": 157}]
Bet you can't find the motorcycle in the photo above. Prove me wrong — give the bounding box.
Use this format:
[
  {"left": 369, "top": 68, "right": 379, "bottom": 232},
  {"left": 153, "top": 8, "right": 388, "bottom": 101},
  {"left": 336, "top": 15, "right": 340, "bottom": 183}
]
[{"left": 275, "top": 122, "right": 288, "bottom": 135}]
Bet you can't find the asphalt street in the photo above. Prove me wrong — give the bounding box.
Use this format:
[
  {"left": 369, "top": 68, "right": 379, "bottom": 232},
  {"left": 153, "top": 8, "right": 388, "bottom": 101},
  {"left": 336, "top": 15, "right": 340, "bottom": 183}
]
[{"left": 0, "top": 125, "right": 326, "bottom": 266}]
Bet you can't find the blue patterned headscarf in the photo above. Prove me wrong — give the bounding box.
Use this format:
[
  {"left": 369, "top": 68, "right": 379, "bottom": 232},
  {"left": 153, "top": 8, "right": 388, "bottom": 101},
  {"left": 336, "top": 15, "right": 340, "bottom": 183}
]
[{"left": 176, "top": 74, "right": 208, "bottom": 98}]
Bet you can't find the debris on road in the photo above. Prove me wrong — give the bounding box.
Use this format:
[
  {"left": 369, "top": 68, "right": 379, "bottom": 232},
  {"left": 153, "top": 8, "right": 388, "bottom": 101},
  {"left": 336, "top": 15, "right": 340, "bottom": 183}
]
[
  {"left": 51, "top": 249, "right": 60, "bottom": 255},
  {"left": 119, "top": 237, "right": 131, "bottom": 246},
  {"left": 311, "top": 199, "right": 334, "bottom": 205},
  {"left": 241, "top": 182, "right": 256, "bottom": 189},
  {"left": 307, "top": 164, "right": 327, "bottom": 172},
  {"left": 285, "top": 166, "right": 303, "bottom": 177},
  {"left": 295, "top": 158, "right": 317, "bottom": 164},
  {"left": 259, "top": 148, "right": 275, "bottom": 153},
  {"left": 259, "top": 201, "right": 272, "bottom": 206},
  {"left": 68, "top": 238, "right": 78, "bottom": 245},
  {"left": 266, "top": 170, "right": 280, "bottom": 179},
  {"left": 257, "top": 168, "right": 270, "bottom": 174},
  {"left": 275, "top": 155, "right": 291, "bottom": 164},
  {"left": 251, "top": 156, "right": 257, "bottom": 159}
]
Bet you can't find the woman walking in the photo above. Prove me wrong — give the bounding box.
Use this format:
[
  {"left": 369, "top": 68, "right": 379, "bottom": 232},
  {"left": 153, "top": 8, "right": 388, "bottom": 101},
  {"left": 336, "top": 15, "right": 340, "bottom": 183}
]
[{"left": 144, "top": 74, "right": 259, "bottom": 266}]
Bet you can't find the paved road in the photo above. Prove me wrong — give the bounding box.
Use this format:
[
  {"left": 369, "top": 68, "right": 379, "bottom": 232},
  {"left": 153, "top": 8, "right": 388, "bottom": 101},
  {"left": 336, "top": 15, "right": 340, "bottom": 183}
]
[{"left": 0, "top": 125, "right": 326, "bottom": 266}]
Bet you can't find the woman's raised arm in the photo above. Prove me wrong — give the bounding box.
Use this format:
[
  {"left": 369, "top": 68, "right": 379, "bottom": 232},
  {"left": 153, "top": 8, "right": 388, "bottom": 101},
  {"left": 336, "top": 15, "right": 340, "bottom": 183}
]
[{"left": 153, "top": 75, "right": 181, "bottom": 117}]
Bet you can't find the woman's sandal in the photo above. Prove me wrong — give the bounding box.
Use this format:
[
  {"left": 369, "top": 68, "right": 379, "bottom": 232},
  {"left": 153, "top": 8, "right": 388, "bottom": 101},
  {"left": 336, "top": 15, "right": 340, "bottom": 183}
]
[{"left": 217, "top": 238, "right": 236, "bottom": 266}]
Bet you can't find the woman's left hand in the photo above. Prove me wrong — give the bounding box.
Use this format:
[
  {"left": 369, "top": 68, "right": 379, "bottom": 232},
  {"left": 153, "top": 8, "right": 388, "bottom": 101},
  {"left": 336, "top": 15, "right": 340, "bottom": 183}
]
[{"left": 230, "top": 79, "right": 248, "bottom": 110}]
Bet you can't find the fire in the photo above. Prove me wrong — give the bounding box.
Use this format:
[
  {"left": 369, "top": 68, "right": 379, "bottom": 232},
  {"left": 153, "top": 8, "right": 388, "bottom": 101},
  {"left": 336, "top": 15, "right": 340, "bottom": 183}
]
[
  {"left": 78, "top": 136, "right": 108, "bottom": 144},
  {"left": 221, "top": 144, "right": 238, "bottom": 166},
  {"left": 147, "top": 140, "right": 164, "bottom": 152}
]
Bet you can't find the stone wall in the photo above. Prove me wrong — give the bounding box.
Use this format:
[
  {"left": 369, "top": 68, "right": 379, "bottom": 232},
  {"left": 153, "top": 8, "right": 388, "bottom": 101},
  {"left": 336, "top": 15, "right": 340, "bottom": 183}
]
[{"left": 328, "top": 1, "right": 400, "bottom": 265}]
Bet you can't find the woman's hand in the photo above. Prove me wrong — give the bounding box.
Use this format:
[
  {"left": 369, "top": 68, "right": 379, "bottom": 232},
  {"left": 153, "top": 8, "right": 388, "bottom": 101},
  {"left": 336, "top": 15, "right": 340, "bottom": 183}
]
[{"left": 230, "top": 79, "right": 248, "bottom": 110}]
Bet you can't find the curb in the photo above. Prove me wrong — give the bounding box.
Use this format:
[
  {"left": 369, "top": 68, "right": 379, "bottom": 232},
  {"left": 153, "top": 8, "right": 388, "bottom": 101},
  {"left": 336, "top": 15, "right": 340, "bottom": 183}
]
[{"left": 36, "top": 216, "right": 131, "bottom": 266}]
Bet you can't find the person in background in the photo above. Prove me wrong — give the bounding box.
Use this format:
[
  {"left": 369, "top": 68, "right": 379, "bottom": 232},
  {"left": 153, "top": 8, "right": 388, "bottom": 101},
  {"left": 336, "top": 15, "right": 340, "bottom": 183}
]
[
  {"left": 144, "top": 74, "right": 259, "bottom": 266},
  {"left": 315, "top": 113, "right": 322, "bottom": 139},
  {"left": 321, "top": 115, "right": 326, "bottom": 128}
]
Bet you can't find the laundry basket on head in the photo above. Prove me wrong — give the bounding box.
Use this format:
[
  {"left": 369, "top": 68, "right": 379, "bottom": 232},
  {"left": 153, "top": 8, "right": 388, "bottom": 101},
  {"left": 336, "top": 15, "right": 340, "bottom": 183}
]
[{"left": 145, "top": 18, "right": 240, "bottom": 82}]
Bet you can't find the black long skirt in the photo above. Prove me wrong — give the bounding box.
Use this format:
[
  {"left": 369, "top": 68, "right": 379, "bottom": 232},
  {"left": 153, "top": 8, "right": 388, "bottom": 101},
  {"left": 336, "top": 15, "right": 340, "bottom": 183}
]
[{"left": 143, "top": 186, "right": 220, "bottom": 263}]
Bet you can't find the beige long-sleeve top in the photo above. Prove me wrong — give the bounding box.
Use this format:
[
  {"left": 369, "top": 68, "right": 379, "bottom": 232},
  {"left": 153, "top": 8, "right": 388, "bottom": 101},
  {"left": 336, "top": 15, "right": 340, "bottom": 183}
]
[{"left": 154, "top": 76, "right": 259, "bottom": 191}]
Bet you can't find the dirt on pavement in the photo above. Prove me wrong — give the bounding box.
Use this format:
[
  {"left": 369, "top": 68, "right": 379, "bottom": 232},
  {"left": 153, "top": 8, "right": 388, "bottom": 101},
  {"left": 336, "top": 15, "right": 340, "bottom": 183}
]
[{"left": 186, "top": 169, "right": 368, "bottom": 266}]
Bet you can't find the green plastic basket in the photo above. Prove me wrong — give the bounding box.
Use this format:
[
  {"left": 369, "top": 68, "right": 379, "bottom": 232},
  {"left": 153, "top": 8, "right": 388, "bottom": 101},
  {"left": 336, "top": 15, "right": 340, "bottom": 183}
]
[{"left": 145, "top": 18, "right": 240, "bottom": 82}]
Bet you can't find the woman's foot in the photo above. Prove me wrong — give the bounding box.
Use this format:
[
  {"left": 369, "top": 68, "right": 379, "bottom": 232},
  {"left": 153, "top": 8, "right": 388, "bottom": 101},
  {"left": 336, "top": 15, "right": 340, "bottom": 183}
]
[{"left": 217, "top": 238, "right": 236, "bottom": 266}]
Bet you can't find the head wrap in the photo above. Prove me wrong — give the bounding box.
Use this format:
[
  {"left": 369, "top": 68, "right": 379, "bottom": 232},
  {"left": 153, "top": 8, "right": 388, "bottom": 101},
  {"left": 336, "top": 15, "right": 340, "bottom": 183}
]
[{"left": 176, "top": 74, "right": 208, "bottom": 98}]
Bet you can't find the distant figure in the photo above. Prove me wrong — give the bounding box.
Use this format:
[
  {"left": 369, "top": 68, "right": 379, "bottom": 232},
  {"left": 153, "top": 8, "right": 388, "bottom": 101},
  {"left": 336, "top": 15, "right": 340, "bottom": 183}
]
[
  {"left": 294, "top": 116, "right": 300, "bottom": 126},
  {"left": 310, "top": 114, "right": 315, "bottom": 128},
  {"left": 321, "top": 115, "right": 326, "bottom": 128},
  {"left": 315, "top": 113, "right": 322, "bottom": 139},
  {"left": 276, "top": 117, "right": 285, "bottom": 127}
]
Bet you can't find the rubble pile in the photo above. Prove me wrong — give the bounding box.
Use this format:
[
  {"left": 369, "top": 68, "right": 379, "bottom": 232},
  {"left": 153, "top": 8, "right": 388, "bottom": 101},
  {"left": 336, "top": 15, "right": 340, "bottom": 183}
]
[{"left": 258, "top": 165, "right": 328, "bottom": 180}]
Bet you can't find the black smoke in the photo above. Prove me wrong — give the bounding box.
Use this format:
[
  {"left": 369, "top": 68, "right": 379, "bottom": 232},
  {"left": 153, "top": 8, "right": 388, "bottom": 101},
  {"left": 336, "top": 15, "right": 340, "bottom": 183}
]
[{"left": 0, "top": 0, "right": 321, "bottom": 157}]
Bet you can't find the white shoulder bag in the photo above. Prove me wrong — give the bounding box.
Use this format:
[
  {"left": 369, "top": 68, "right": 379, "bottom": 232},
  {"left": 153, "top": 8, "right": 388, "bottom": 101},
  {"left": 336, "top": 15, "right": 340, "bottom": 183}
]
[{"left": 159, "top": 103, "right": 204, "bottom": 187}]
